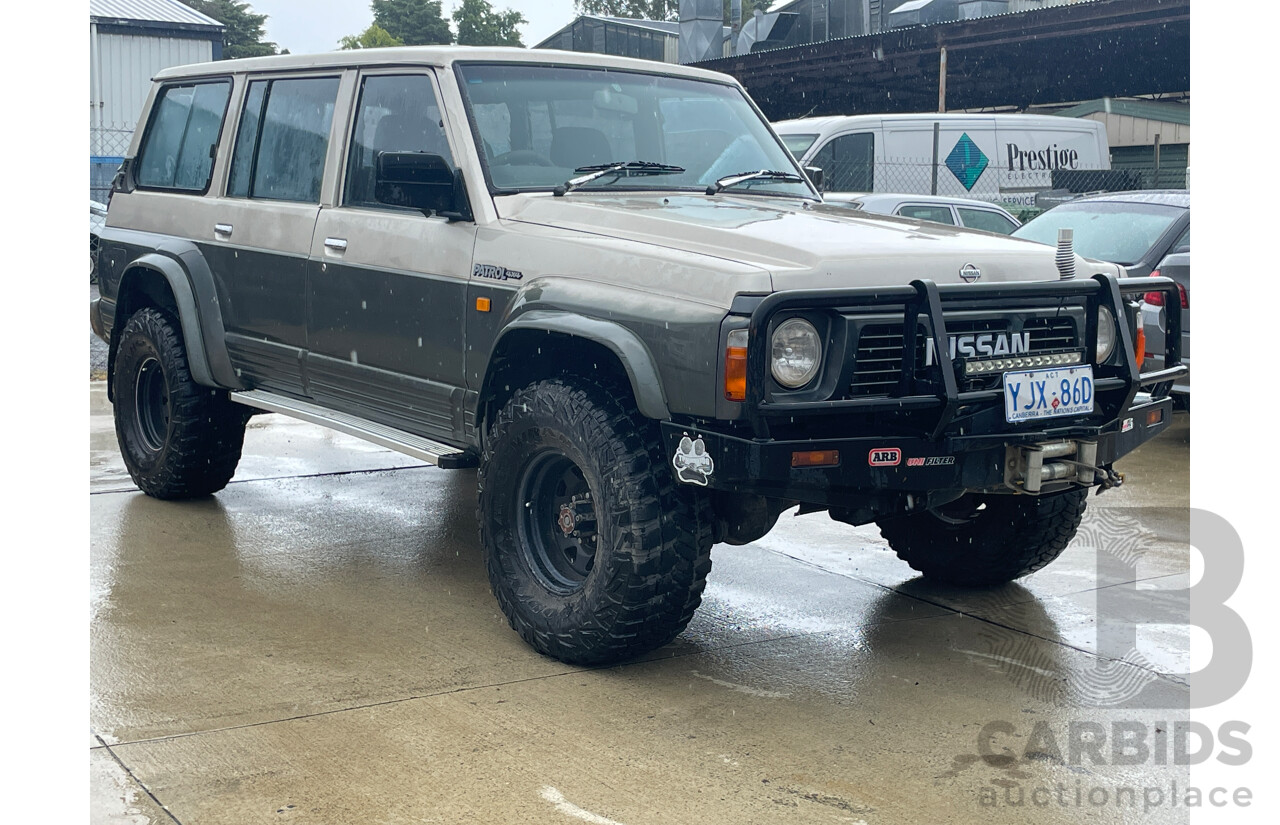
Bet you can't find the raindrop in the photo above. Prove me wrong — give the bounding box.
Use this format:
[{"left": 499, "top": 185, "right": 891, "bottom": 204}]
[
  {"left": 350, "top": 350, "right": 359, "bottom": 364},
  {"left": 417, "top": 337, "right": 423, "bottom": 347},
  {"left": 361, "top": 300, "right": 367, "bottom": 310}
]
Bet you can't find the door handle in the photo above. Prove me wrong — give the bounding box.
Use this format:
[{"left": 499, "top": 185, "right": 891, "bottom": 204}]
[
  {"left": 214, "top": 223, "right": 233, "bottom": 237},
  {"left": 324, "top": 237, "right": 348, "bottom": 252}
]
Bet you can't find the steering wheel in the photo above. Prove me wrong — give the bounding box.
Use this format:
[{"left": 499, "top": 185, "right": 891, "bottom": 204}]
[{"left": 491, "top": 150, "right": 555, "bottom": 167}]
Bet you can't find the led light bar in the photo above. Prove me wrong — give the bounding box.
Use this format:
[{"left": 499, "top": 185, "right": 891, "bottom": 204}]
[{"left": 964, "top": 351, "right": 1083, "bottom": 375}]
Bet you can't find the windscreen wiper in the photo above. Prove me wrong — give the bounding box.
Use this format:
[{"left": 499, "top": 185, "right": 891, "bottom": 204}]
[
  {"left": 707, "top": 169, "right": 806, "bottom": 195},
  {"left": 554, "top": 161, "right": 685, "bottom": 196}
]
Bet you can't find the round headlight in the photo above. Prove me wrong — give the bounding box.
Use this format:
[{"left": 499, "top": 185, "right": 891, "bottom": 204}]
[
  {"left": 771, "top": 318, "right": 822, "bottom": 388},
  {"left": 1095, "top": 306, "right": 1117, "bottom": 364}
]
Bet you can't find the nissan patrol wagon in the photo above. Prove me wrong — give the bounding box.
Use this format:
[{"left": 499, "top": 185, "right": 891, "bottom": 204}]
[{"left": 91, "top": 47, "right": 1184, "bottom": 665}]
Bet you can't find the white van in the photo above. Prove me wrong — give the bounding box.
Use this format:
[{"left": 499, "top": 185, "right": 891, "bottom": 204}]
[{"left": 775, "top": 113, "right": 1110, "bottom": 209}]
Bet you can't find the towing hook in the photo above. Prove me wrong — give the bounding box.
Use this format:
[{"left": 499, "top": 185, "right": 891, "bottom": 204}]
[{"left": 1095, "top": 468, "right": 1125, "bottom": 495}]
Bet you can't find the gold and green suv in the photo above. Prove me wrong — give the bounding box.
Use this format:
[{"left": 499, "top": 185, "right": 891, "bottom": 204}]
[{"left": 91, "top": 47, "right": 1184, "bottom": 664}]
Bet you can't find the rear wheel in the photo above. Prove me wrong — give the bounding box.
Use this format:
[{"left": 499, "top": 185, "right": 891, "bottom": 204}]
[
  {"left": 478, "top": 377, "right": 713, "bottom": 665},
  {"left": 877, "top": 488, "right": 1088, "bottom": 586},
  {"left": 113, "top": 307, "right": 246, "bottom": 499}
]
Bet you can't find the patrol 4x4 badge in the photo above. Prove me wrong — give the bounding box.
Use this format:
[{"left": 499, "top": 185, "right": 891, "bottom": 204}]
[{"left": 673, "top": 434, "right": 714, "bottom": 486}]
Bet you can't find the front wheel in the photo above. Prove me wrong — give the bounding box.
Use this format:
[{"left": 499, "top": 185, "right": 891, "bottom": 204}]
[
  {"left": 877, "top": 488, "right": 1088, "bottom": 587},
  {"left": 478, "top": 378, "right": 713, "bottom": 665}
]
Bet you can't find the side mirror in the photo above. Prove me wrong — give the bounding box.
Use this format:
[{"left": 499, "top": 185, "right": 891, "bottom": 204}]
[
  {"left": 375, "top": 152, "right": 472, "bottom": 221},
  {"left": 803, "top": 165, "right": 824, "bottom": 192}
]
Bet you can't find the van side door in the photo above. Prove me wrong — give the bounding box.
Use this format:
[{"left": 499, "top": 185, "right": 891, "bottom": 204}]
[
  {"left": 204, "top": 72, "right": 348, "bottom": 397},
  {"left": 306, "top": 70, "right": 477, "bottom": 445}
]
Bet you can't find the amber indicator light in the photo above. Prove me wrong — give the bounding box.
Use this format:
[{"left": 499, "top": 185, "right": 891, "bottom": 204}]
[
  {"left": 724, "top": 346, "right": 748, "bottom": 401},
  {"left": 1147, "top": 408, "right": 1164, "bottom": 427},
  {"left": 791, "top": 450, "right": 840, "bottom": 468},
  {"left": 475, "top": 297, "right": 491, "bottom": 312}
]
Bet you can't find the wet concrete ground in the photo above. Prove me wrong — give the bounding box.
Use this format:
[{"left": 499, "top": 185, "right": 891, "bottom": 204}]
[{"left": 90, "top": 381, "right": 1192, "bottom": 824}]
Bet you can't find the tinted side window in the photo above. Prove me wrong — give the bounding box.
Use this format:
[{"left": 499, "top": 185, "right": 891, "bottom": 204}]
[
  {"left": 957, "top": 207, "right": 1017, "bottom": 234},
  {"left": 227, "top": 81, "right": 267, "bottom": 198},
  {"left": 137, "top": 81, "right": 231, "bottom": 192},
  {"left": 345, "top": 75, "right": 453, "bottom": 208},
  {"left": 228, "top": 76, "right": 340, "bottom": 203},
  {"left": 812, "top": 132, "right": 874, "bottom": 192},
  {"left": 898, "top": 205, "right": 955, "bottom": 225}
]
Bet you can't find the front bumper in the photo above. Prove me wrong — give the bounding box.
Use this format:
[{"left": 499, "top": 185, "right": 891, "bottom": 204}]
[
  {"left": 663, "top": 393, "right": 1172, "bottom": 507},
  {"left": 670, "top": 274, "right": 1185, "bottom": 508}
]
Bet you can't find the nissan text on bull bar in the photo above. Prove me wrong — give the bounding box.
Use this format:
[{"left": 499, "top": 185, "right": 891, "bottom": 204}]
[{"left": 89, "top": 47, "right": 1185, "bottom": 666}]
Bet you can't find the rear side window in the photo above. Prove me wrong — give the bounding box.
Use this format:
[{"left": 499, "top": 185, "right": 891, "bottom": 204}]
[
  {"left": 344, "top": 75, "right": 454, "bottom": 208},
  {"left": 136, "top": 81, "right": 231, "bottom": 192},
  {"left": 898, "top": 204, "right": 955, "bottom": 225},
  {"left": 957, "top": 207, "right": 1017, "bottom": 234},
  {"left": 228, "top": 76, "right": 341, "bottom": 203}
]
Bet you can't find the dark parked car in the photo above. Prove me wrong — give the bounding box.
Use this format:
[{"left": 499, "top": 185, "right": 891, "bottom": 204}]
[
  {"left": 1012, "top": 190, "right": 1190, "bottom": 277},
  {"left": 90, "top": 200, "right": 108, "bottom": 281}
]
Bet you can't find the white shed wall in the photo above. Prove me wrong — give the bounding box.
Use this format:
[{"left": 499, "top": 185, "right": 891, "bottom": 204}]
[{"left": 90, "top": 29, "right": 212, "bottom": 154}]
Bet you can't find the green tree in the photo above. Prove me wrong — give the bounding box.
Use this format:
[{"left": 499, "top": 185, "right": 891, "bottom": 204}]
[
  {"left": 371, "top": 0, "right": 453, "bottom": 45},
  {"left": 574, "top": 1, "right": 770, "bottom": 25},
  {"left": 453, "top": 0, "right": 527, "bottom": 47},
  {"left": 185, "top": 0, "right": 282, "bottom": 59},
  {"left": 339, "top": 24, "right": 405, "bottom": 50},
  {"left": 575, "top": 1, "right": 677, "bottom": 22}
]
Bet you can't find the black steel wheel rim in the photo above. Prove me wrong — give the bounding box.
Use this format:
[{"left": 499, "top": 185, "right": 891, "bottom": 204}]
[
  {"left": 515, "top": 450, "right": 599, "bottom": 594},
  {"left": 133, "top": 355, "right": 170, "bottom": 453}
]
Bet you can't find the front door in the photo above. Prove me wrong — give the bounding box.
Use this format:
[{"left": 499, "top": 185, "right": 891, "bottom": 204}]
[{"left": 307, "top": 71, "right": 477, "bottom": 444}]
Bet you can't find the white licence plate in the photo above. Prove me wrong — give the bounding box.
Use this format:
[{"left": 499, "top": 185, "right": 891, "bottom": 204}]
[{"left": 1003, "top": 366, "right": 1095, "bottom": 423}]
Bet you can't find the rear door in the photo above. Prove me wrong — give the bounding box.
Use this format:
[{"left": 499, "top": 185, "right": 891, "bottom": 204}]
[
  {"left": 306, "top": 70, "right": 477, "bottom": 444},
  {"left": 204, "top": 72, "right": 348, "bottom": 397}
]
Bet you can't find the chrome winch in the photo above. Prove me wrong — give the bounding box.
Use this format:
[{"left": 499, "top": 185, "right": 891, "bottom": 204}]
[{"left": 1004, "top": 439, "right": 1110, "bottom": 494}]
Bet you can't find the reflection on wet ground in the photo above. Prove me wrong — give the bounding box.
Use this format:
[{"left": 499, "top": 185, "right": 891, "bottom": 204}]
[{"left": 90, "top": 382, "right": 1191, "bottom": 824}]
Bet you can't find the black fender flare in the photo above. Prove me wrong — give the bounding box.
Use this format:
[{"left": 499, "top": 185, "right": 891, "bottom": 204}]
[
  {"left": 115, "top": 240, "right": 239, "bottom": 390},
  {"left": 493, "top": 310, "right": 670, "bottom": 420}
]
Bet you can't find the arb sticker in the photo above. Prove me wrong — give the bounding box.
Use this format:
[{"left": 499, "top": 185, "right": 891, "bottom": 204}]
[
  {"left": 868, "top": 448, "right": 902, "bottom": 467},
  {"left": 673, "top": 434, "right": 715, "bottom": 486}
]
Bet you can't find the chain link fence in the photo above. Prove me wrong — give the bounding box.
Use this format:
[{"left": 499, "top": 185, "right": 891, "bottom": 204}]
[{"left": 90, "top": 124, "right": 135, "bottom": 204}]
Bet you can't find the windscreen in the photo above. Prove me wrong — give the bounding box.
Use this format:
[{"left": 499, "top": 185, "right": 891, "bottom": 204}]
[
  {"left": 1012, "top": 201, "right": 1185, "bottom": 266},
  {"left": 780, "top": 133, "right": 819, "bottom": 157},
  {"left": 455, "top": 63, "right": 813, "bottom": 198}
]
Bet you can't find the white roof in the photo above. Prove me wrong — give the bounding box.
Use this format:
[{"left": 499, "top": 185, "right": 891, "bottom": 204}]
[{"left": 90, "top": 0, "right": 222, "bottom": 28}]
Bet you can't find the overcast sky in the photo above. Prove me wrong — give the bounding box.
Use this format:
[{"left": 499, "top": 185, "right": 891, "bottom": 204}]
[{"left": 249, "top": 0, "right": 580, "bottom": 54}]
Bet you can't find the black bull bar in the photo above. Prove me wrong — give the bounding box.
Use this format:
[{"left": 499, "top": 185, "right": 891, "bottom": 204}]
[{"left": 741, "top": 273, "right": 1186, "bottom": 440}]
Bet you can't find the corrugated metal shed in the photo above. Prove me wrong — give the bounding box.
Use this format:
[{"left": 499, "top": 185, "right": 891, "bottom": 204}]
[
  {"left": 89, "top": 0, "right": 225, "bottom": 199},
  {"left": 89, "top": 0, "right": 222, "bottom": 30}
]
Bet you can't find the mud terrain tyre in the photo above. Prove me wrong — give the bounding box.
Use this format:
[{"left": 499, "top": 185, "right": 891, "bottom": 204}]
[
  {"left": 478, "top": 377, "right": 714, "bottom": 665},
  {"left": 113, "top": 307, "right": 246, "bottom": 499},
  {"left": 877, "top": 488, "right": 1088, "bottom": 587}
]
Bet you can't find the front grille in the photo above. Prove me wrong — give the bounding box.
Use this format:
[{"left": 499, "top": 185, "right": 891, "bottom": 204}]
[{"left": 849, "top": 316, "right": 1078, "bottom": 397}]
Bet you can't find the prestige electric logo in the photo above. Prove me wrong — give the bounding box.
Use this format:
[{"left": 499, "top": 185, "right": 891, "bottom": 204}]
[{"left": 1006, "top": 143, "right": 1081, "bottom": 172}]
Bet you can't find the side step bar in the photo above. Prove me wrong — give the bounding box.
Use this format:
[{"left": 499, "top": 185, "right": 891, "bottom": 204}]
[{"left": 230, "top": 390, "right": 478, "bottom": 469}]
